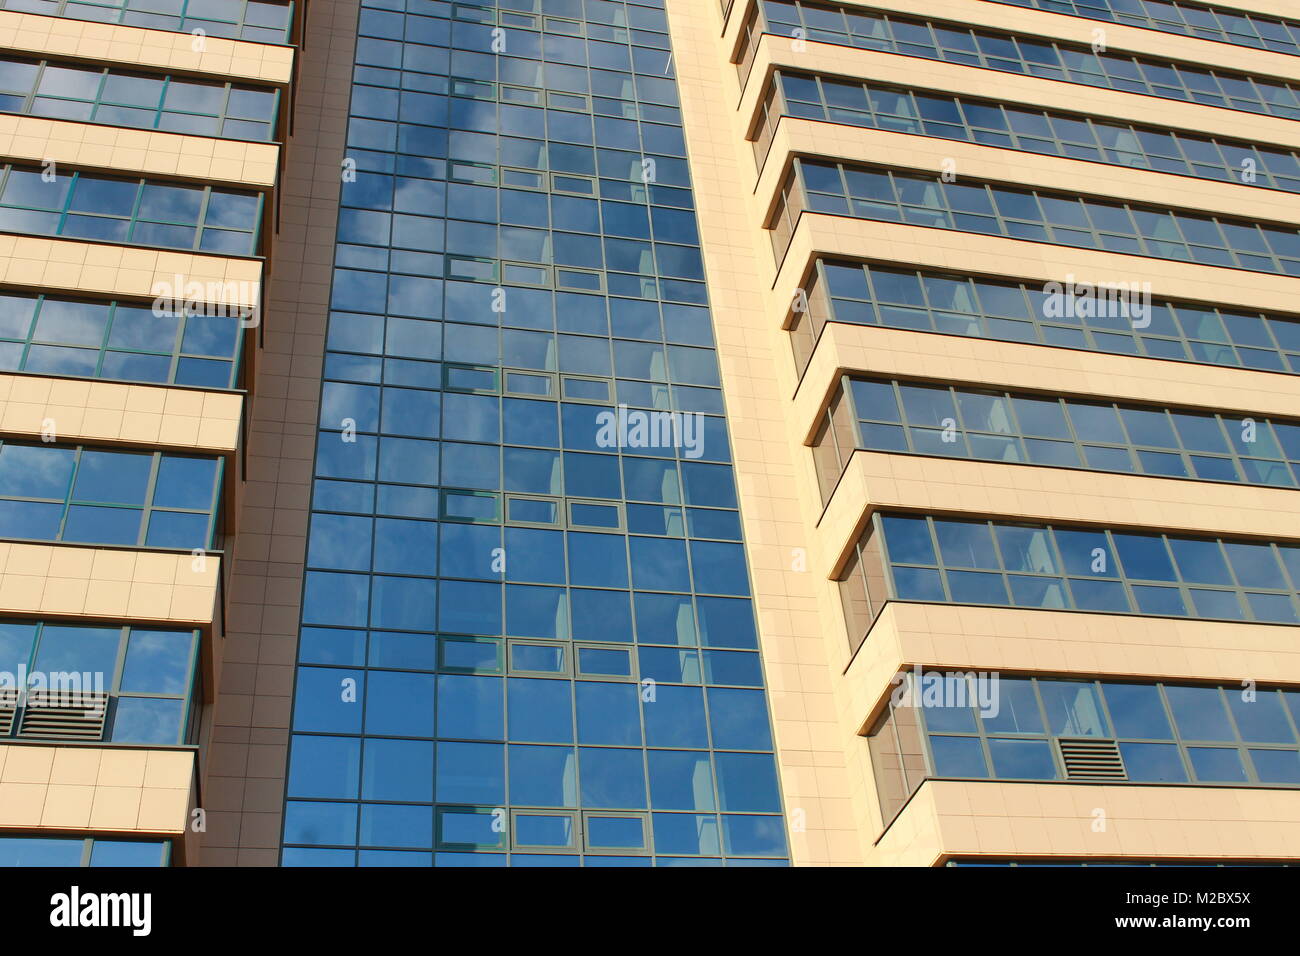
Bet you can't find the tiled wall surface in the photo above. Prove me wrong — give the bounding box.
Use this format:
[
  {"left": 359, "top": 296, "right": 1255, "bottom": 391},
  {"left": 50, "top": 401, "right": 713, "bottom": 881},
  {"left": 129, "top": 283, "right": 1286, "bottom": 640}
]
[
  {"left": 0, "top": 114, "right": 281, "bottom": 186},
  {"left": 0, "top": 542, "right": 219, "bottom": 623},
  {"left": 0, "top": 235, "right": 261, "bottom": 304},
  {"left": 682, "top": 0, "right": 1300, "bottom": 864},
  {"left": 0, "top": 0, "right": 290, "bottom": 867},
  {"left": 666, "top": 0, "right": 866, "bottom": 866},
  {"left": 818, "top": 451, "right": 1300, "bottom": 576},
  {"left": 276, "top": 0, "right": 790, "bottom": 868},
  {"left": 758, "top": 121, "right": 1300, "bottom": 224},
  {"left": 873, "top": 779, "right": 1300, "bottom": 866},
  {"left": 199, "top": 0, "right": 361, "bottom": 866},
  {"left": 0, "top": 373, "right": 242, "bottom": 452},
  {"left": 794, "top": 323, "right": 1300, "bottom": 442},
  {"left": 728, "top": 0, "right": 1300, "bottom": 80},
  {"left": 740, "top": 39, "right": 1300, "bottom": 146},
  {"left": 0, "top": 744, "right": 193, "bottom": 846},
  {"left": 0, "top": 10, "right": 295, "bottom": 83}
]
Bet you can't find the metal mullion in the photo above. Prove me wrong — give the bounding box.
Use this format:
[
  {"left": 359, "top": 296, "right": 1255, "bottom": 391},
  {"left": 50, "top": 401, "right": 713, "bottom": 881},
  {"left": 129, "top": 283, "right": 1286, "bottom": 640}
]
[
  {"left": 54, "top": 446, "right": 83, "bottom": 542},
  {"left": 1211, "top": 411, "right": 1245, "bottom": 476},
  {"left": 1271, "top": 687, "right": 1300, "bottom": 748},
  {"left": 1213, "top": 685, "right": 1256, "bottom": 781},
  {"left": 1000, "top": 387, "right": 1036, "bottom": 450},
  {"left": 52, "top": 169, "right": 83, "bottom": 235},
  {"left": 151, "top": 76, "right": 171, "bottom": 132},
  {"left": 20, "top": 61, "right": 42, "bottom": 114},
  {"left": 832, "top": 160, "right": 851, "bottom": 206},
  {"left": 174, "top": 627, "right": 201, "bottom": 741},
  {"left": 107, "top": 176, "right": 146, "bottom": 246},
  {"left": 205, "top": 454, "right": 225, "bottom": 548},
  {"left": 937, "top": 382, "right": 973, "bottom": 457},
  {"left": 1206, "top": 536, "right": 1253, "bottom": 615},
  {"left": 20, "top": 294, "right": 46, "bottom": 356},
  {"left": 102, "top": 623, "right": 128, "bottom": 698},
  {"left": 1075, "top": 114, "right": 1107, "bottom": 159},
  {"left": 1154, "top": 530, "right": 1200, "bottom": 616},
  {"left": 844, "top": 377, "right": 868, "bottom": 454},
  {"left": 88, "top": 303, "right": 113, "bottom": 380},
  {"left": 165, "top": 300, "right": 186, "bottom": 383},
  {"left": 887, "top": 700, "right": 918, "bottom": 791},
  {"left": 192, "top": 187, "right": 213, "bottom": 251},
  {"left": 1165, "top": 126, "right": 1203, "bottom": 179},
  {"left": 1043, "top": 523, "right": 1084, "bottom": 609},
  {"left": 947, "top": 90, "right": 973, "bottom": 142},
  {"left": 349, "top": 677, "right": 367, "bottom": 852},
  {"left": 914, "top": 697, "right": 943, "bottom": 777},
  {"left": 891, "top": 380, "right": 920, "bottom": 455},
  {"left": 1154, "top": 682, "right": 1200, "bottom": 782},
  {"left": 1200, "top": 693, "right": 1256, "bottom": 784},
  {"left": 1243, "top": 301, "right": 1289, "bottom": 356},
  {"left": 216, "top": 82, "right": 233, "bottom": 129},
  {"left": 983, "top": 515, "right": 1017, "bottom": 591},
  {"left": 922, "top": 516, "right": 958, "bottom": 603},
  {"left": 806, "top": 258, "right": 835, "bottom": 341},
  {"left": 23, "top": 621, "right": 41, "bottom": 693},
  {"left": 131, "top": 451, "right": 162, "bottom": 547},
  {"left": 1096, "top": 526, "right": 1143, "bottom": 609},
  {"left": 970, "top": 720, "right": 997, "bottom": 779}
]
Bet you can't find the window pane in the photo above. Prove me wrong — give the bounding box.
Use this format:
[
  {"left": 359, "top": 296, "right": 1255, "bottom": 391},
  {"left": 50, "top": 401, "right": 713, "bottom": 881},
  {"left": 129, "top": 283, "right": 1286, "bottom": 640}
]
[
  {"left": 1165, "top": 685, "right": 1235, "bottom": 741},
  {"left": 1103, "top": 683, "right": 1173, "bottom": 738},
  {"left": 929, "top": 735, "right": 987, "bottom": 776}
]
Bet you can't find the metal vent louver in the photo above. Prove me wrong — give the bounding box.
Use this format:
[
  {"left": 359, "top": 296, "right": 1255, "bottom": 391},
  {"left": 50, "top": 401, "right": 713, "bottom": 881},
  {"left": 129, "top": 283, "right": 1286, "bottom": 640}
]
[
  {"left": 0, "top": 688, "right": 17, "bottom": 736},
  {"left": 1056, "top": 738, "right": 1127, "bottom": 780},
  {"left": 17, "top": 691, "right": 108, "bottom": 741}
]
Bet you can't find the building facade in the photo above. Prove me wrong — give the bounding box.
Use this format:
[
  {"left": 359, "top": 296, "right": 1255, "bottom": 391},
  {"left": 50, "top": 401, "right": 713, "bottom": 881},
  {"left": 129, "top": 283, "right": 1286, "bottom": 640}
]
[{"left": 0, "top": 0, "right": 1296, "bottom": 867}]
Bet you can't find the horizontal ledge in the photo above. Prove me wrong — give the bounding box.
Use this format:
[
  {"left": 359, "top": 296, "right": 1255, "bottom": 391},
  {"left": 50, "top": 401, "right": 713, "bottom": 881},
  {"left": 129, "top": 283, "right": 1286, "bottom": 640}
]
[
  {"left": 0, "top": 373, "right": 243, "bottom": 454},
  {"left": 0, "top": 9, "right": 294, "bottom": 86},
  {"left": 775, "top": 214, "right": 1300, "bottom": 321},
  {"left": 872, "top": 777, "right": 1300, "bottom": 865},
  {"left": 793, "top": 322, "right": 1300, "bottom": 446},
  {"left": 818, "top": 448, "right": 1300, "bottom": 576}
]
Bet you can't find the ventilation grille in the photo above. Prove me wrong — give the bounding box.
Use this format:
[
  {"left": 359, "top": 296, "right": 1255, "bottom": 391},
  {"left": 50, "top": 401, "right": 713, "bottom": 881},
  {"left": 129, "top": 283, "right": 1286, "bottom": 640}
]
[
  {"left": 17, "top": 691, "right": 108, "bottom": 741},
  {"left": 0, "top": 688, "right": 16, "bottom": 736},
  {"left": 1057, "top": 738, "right": 1126, "bottom": 780}
]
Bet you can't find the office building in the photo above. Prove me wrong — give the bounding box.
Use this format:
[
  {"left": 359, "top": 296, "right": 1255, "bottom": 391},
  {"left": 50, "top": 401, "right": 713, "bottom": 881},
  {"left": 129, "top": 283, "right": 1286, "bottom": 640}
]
[{"left": 0, "top": 0, "right": 1297, "bottom": 867}]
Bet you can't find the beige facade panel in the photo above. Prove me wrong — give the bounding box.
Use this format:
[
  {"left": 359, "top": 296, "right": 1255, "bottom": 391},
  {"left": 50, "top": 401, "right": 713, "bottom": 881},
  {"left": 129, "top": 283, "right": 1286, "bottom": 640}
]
[
  {"left": 0, "top": 115, "right": 279, "bottom": 189},
  {"left": 1004, "top": 0, "right": 1296, "bottom": 19},
  {"left": 198, "top": 0, "right": 356, "bottom": 868},
  {"left": 0, "top": 744, "right": 193, "bottom": 837},
  {"left": 774, "top": 215, "right": 1300, "bottom": 326},
  {"left": 844, "top": 602, "right": 1300, "bottom": 732},
  {"left": 793, "top": 323, "right": 1300, "bottom": 446},
  {"left": 728, "top": 0, "right": 1300, "bottom": 83},
  {"left": 871, "top": 779, "right": 1300, "bottom": 866},
  {"left": 818, "top": 449, "right": 1300, "bottom": 577},
  {"left": 0, "top": 542, "right": 220, "bottom": 626},
  {"left": 666, "top": 0, "right": 868, "bottom": 866},
  {"left": 0, "top": 373, "right": 242, "bottom": 453},
  {"left": 0, "top": 10, "right": 293, "bottom": 85},
  {"left": 757, "top": 119, "right": 1300, "bottom": 228},
  {"left": 740, "top": 37, "right": 1300, "bottom": 153},
  {"left": 695, "top": 0, "right": 1300, "bottom": 869},
  {"left": 0, "top": 235, "right": 260, "bottom": 308},
  {"left": 840, "top": 600, "right": 1300, "bottom": 857}
]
